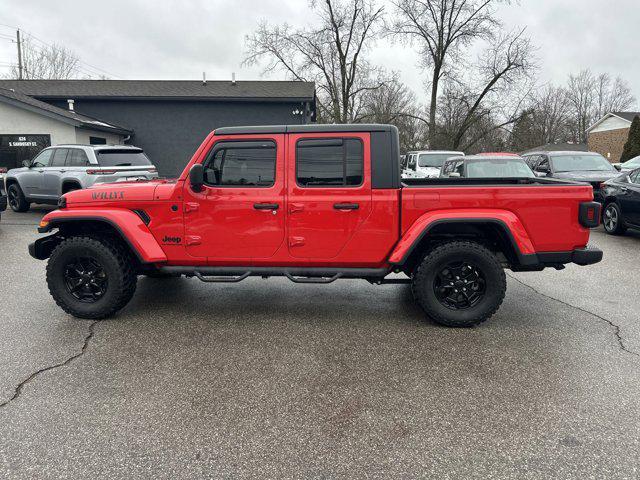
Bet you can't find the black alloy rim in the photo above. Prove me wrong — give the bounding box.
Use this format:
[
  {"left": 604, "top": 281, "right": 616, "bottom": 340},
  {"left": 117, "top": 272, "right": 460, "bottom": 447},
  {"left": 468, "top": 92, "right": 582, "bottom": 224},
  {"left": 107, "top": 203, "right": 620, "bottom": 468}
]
[
  {"left": 434, "top": 261, "right": 486, "bottom": 310},
  {"left": 603, "top": 205, "right": 618, "bottom": 231},
  {"left": 63, "top": 257, "right": 108, "bottom": 303},
  {"left": 8, "top": 187, "right": 18, "bottom": 209}
]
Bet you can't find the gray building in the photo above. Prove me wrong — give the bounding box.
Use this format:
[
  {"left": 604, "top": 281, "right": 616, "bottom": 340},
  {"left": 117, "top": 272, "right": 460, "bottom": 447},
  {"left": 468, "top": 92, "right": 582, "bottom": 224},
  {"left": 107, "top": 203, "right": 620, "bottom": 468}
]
[{"left": 0, "top": 79, "right": 316, "bottom": 176}]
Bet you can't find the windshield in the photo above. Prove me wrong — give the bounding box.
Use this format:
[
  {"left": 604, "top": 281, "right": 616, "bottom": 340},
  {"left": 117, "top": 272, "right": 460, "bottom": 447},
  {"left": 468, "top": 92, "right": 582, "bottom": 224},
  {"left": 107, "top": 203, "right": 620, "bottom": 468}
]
[
  {"left": 466, "top": 159, "right": 534, "bottom": 178},
  {"left": 624, "top": 156, "right": 640, "bottom": 168},
  {"left": 551, "top": 154, "right": 615, "bottom": 172},
  {"left": 418, "top": 153, "right": 458, "bottom": 168}
]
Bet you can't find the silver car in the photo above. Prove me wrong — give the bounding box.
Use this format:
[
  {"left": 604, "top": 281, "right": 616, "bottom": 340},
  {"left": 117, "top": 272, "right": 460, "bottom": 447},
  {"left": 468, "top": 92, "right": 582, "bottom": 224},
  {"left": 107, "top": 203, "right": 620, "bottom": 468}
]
[{"left": 4, "top": 145, "right": 159, "bottom": 212}]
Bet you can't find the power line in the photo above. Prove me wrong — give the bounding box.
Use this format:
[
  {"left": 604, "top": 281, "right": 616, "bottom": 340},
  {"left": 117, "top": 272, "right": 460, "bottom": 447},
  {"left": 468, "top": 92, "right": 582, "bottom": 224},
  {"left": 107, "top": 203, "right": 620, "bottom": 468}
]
[{"left": 0, "top": 23, "right": 121, "bottom": 79}]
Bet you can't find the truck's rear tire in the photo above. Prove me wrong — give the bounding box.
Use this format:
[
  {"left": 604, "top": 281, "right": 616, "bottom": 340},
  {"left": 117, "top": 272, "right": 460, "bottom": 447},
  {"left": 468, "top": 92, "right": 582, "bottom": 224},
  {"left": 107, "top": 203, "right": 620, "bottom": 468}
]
[
  {"left": 7, "top": 183, "right": 30, "bottom": 212},
  {"left": 411, "top": 241, "right": 506, "bottom": 328},
  {"left": 46, "top": 236, "right": 137, "bottom": 319}
]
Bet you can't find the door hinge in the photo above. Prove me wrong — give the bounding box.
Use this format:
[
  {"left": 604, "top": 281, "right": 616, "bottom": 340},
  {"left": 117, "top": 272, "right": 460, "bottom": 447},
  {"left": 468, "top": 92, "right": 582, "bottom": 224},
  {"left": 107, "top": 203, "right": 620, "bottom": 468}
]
[
  {"left": 289, "top": 236, "right": 305, "bottom": 247},
  {"left": 186, "top": 235, "right": 202, "bottom": 246},
  {"left": 184, "top": 202, "right": 199, "bottom": 213}
]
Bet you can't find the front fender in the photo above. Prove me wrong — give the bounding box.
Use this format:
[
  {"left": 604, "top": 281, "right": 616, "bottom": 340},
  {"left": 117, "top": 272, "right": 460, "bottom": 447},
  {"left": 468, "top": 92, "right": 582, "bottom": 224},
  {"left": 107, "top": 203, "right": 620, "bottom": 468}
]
[
  {"left": 389, "top": 209, "right": 535, "bottom": 265},
  {"left": 38, "top": 208, "right": 167, "bottom": 263}
]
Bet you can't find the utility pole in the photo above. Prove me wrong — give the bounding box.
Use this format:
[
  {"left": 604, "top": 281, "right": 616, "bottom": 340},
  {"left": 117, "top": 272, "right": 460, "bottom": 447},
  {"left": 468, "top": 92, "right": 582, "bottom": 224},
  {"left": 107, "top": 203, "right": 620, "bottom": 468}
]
[{"left": 16, "top": 29, "right": 23, "bottom": 80}]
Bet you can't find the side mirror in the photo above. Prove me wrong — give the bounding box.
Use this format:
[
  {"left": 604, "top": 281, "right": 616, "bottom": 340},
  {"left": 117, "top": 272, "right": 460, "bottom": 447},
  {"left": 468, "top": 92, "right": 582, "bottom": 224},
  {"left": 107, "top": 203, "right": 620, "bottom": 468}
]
[
  {"left": 22, "top": 159, "right": 32, "bottom": 168},
  {"left": 189, "top": 164, "right": 204, "bottom": 192},
  {"left": 614, "top": 164, "right": 622, "bottom": 171}
]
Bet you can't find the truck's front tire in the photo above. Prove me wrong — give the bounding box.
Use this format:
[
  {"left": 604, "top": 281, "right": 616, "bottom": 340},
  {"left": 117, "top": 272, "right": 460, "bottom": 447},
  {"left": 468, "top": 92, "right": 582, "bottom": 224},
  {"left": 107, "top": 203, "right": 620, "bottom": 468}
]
[
  {"left": 411, "top": 241, "right": 506, "bottom": 328},
  {"left": 46, "top": 236, "right": 137, "bottom": 319}
]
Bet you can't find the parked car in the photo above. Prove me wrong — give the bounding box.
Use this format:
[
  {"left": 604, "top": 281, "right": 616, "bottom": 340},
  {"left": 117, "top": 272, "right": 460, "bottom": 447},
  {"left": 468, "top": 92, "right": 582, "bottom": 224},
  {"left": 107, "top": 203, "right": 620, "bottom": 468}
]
[
  {"left": 4, "top": 145, "right": 159, "bottom": 212},
  {"left": 30, "top": 124, "right": 602, "bottom": 328},
  {"left": 612, "top": 155, "right": 640, "bottom": 173},
  {"left": 440, "top": 155, "right": 535, "bottom": 178},
  {"left": 601, "top": 168, "right": 640, "bottom": 235},
  {"left": 522, "top": 151, "right": 620, "bottom": 203},
  {"left": 403, "top": 150, "right": 464, "bottom": 178}
]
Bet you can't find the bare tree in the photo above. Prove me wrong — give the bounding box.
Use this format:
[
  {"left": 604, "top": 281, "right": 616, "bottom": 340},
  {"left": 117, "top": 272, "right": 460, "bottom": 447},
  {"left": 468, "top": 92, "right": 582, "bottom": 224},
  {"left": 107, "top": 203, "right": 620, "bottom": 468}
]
[
  {"left": 442, "top": 30, "right": 535, "bottom": 150},
  {"left": 565, "top": 69, "right": 635, "bottom": 143},
  {"left": 9, "top": 36, "right": 79, "bottom": 79},
  {"left": 244, "top": 0, "right": 386, "bottom": 123},
  {"left": 358, "top": 74, "right": 428, "bottom": 150},
  {"left": 389, "top": 0, "right": 503, "bottom": 146}
]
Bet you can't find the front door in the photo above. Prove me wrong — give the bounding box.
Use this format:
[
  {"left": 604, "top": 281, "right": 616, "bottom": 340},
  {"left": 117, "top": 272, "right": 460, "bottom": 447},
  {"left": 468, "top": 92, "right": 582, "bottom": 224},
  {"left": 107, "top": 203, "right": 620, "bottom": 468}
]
[
  {"left": 622, "top": 169, "right": 640, "bottom": 225},
  {"left": 287, "top": 133, "right": 372, "bottom": 260},
  {"left": 20, "top": 148, "right": 54, "bottom": 197},
  {"left": 183, "top": 135, "right": 286, "bottom": 262}
]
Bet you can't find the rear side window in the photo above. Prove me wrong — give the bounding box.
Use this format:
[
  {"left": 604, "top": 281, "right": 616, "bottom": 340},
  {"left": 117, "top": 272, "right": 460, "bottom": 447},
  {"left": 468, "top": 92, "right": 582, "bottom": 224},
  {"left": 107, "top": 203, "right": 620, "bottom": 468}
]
[
  {"left": 296, "top": 138, "right": 363, "bottom": 187},
  {"left": 50, "top": 148, "right": 69, "bottom": 167},
  {"left": 97, "top": 150, "right": 152, "bottom": 167},
  {"left": 204, "top": 141, "right": 276, "bottom": 187},
  {"left": 67, "top": 149, "right": 90, "bottom": 167}
]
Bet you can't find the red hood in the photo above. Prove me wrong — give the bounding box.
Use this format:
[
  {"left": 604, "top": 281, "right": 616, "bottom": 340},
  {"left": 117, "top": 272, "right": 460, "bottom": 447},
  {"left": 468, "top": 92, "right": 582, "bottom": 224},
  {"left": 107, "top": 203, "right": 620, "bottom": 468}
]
[{"left": 65, "top": 179, "right": 177, "bottom": 204}]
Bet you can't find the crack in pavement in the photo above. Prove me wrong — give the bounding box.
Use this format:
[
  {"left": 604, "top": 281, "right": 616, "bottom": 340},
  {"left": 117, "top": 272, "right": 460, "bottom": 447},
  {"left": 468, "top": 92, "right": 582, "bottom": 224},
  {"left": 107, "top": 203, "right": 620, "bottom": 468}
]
[
  {"left": 507, "top": 273, "right": 639, "bottom": 358},
  {"left": 0, "top": 320, "right": 98, "bottom": 409}
]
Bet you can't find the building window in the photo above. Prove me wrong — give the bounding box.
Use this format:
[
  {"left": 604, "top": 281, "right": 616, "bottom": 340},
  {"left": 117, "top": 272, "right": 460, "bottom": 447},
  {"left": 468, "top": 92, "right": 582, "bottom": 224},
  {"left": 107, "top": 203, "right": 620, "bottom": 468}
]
[
  {"left": 203, "top": 141, "right": 276, "bottom": 187},
  {"left": 296, "top": 138, "right": 363, "bottom": 187},
  {"left": 90, "top": 136, "right": 107, "bottom": 145}
]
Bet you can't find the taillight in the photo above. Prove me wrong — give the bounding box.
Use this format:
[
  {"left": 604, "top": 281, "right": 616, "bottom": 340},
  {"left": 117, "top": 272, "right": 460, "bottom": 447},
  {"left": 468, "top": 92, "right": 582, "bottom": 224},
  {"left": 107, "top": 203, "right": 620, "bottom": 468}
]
[
  {"left": 86, "top": 169, "right": 117, "bottom": 175},
  {"left": 579, "top": 201, "right": 601, "bottom": 228},
  {"left": 148, "top": 167, "right": 157, "bottom": 173}
]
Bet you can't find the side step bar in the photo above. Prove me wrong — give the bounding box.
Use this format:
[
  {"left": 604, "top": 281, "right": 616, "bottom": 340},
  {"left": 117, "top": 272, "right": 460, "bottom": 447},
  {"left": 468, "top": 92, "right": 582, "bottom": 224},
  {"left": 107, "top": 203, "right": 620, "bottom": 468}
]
[{"left": 158, "top": 266, "right": 392, "bottom": 284}]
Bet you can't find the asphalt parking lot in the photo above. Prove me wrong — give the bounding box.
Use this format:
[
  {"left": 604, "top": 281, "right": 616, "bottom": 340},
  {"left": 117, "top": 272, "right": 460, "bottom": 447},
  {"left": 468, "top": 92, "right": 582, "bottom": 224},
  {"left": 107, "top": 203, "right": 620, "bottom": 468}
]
[{"left": 0, "top": 206, "right": 639, "bottom": 479}]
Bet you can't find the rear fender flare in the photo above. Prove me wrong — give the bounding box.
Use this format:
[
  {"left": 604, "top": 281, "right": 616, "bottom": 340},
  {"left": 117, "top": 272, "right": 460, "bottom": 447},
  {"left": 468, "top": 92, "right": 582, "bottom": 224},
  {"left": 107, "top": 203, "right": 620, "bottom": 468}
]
[
  {"left": 38, "top": 208, "right": 167, "bottom": 263},
  {"left": 389, "top": 210, "right": 536, "bottom": 266}
]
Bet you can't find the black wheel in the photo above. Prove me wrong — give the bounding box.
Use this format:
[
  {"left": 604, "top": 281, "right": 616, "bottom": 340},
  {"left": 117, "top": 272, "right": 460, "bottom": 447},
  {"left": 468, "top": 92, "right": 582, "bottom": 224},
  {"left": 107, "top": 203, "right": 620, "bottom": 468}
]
[
  {"left": 7, "top": 183, "right": 30, "bottom": 212},
  {"left": 602, "top": 203, "right": 627, "bottom": 235},
  {"left": 46, "top": 236, "right": 137, "bottom": 319},
  {"left": 411, "top": 241, "right": 506, "bottom": 328}
]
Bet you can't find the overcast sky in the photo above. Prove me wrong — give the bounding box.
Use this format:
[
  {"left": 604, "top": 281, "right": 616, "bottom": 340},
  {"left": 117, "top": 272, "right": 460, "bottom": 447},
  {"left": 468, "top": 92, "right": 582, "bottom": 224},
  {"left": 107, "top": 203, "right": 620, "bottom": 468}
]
[{"left": 0, "top": 0, "right": 638, "bottom": 108}]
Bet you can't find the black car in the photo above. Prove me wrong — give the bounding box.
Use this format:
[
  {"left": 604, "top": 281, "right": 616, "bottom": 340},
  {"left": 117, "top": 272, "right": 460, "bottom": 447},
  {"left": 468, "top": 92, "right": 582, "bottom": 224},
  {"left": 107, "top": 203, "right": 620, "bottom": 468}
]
[
  {"left": 601, "top": 168, "right": 640, "bottom": 235},
  {"left": 522, "top": 151, "right": 619, "bottom": 203}
]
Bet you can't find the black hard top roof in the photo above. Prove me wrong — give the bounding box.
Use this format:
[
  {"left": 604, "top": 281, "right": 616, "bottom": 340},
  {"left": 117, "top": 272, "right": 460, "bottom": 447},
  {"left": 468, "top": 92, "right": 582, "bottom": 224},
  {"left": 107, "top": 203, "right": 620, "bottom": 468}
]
[{"left": 214, "top": 124, "right": 397, "bottom": 135}]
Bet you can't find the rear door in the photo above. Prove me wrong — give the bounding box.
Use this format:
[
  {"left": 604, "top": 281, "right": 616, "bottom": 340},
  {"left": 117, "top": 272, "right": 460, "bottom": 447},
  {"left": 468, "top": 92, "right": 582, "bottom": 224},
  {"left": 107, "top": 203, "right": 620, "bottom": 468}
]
[
  {"left": 41, "top": 148, "right": 69, "bottom": 197},
  {"left": 287, "top": 133, "right": 372, "bottom": 260}
]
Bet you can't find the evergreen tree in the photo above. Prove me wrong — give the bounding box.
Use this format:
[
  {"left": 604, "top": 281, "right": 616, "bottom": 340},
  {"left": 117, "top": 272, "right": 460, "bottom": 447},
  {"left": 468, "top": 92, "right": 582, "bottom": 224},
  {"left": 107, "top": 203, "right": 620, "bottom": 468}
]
[{"left": 621, "top": 116, "right": 640, "bottom": 162}]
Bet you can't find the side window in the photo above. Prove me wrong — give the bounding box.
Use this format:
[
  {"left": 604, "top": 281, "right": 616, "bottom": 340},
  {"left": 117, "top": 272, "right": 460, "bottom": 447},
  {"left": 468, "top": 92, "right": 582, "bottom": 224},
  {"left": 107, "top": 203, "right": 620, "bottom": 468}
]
[
  {"left": 50, "top": 148, "right": 69, "bottom": 167},
  {"left": 454, "top": 161, "right": 465, "bottom": 176},
  {"left": 31, "top": 149, "right": 53, "bottom": 168},
  {"left": 296, "top": 138, "right": 363, "bottom": 187},
  {"left": 441, "top": 161, "right": 454, "bottom": 176},
  {"left": 203, "top": 141, "right": 276, "bottom": 187},
  {"left": 524, "top": 155, "right": 538, "bottom": 167},
  {"left": 408, "top": 154, "right": 416, "bottom": 169},
  {"left": 67, "top": 149, "right": 90, "bottom": 167}
]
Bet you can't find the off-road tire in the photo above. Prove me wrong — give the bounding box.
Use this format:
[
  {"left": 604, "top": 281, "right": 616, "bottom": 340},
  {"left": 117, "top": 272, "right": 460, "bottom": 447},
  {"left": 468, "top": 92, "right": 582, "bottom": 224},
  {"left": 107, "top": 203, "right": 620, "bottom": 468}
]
[
  {"left": 46, "top": 236, "right": 137, "bottom": 319},
  {"left": 411, "top": 240, "right": 506, "bottom": 328},
  {"left": 7, "top": 183, "right": 30, "bottom": 212},
  {"left": 602, "top": 202, "right": 627, "bottom": 235}
]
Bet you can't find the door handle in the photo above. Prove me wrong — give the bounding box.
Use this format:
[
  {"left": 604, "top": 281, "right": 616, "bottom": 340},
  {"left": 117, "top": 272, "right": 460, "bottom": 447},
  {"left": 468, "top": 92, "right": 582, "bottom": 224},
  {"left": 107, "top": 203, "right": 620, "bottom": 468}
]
[
  {"left": 333, "top": 203, "right": 359, "bottom": 210},
  {"left": 253, "top": 203, "right": 279, "bottom": 210}
]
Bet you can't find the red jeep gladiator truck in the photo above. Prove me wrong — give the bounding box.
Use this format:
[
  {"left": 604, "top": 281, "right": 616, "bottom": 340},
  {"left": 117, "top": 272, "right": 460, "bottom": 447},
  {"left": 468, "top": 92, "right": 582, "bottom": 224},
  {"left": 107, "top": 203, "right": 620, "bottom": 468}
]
[{"left": 29, "top": 124, "right": 603, "bottom": 327}]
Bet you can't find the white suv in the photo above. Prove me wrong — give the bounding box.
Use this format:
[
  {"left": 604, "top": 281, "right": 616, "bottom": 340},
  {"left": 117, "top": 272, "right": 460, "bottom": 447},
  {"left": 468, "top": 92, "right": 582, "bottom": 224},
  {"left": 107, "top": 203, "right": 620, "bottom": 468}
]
[{"left": 403, "top": 150, "right": 465, "bottom": 179}]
